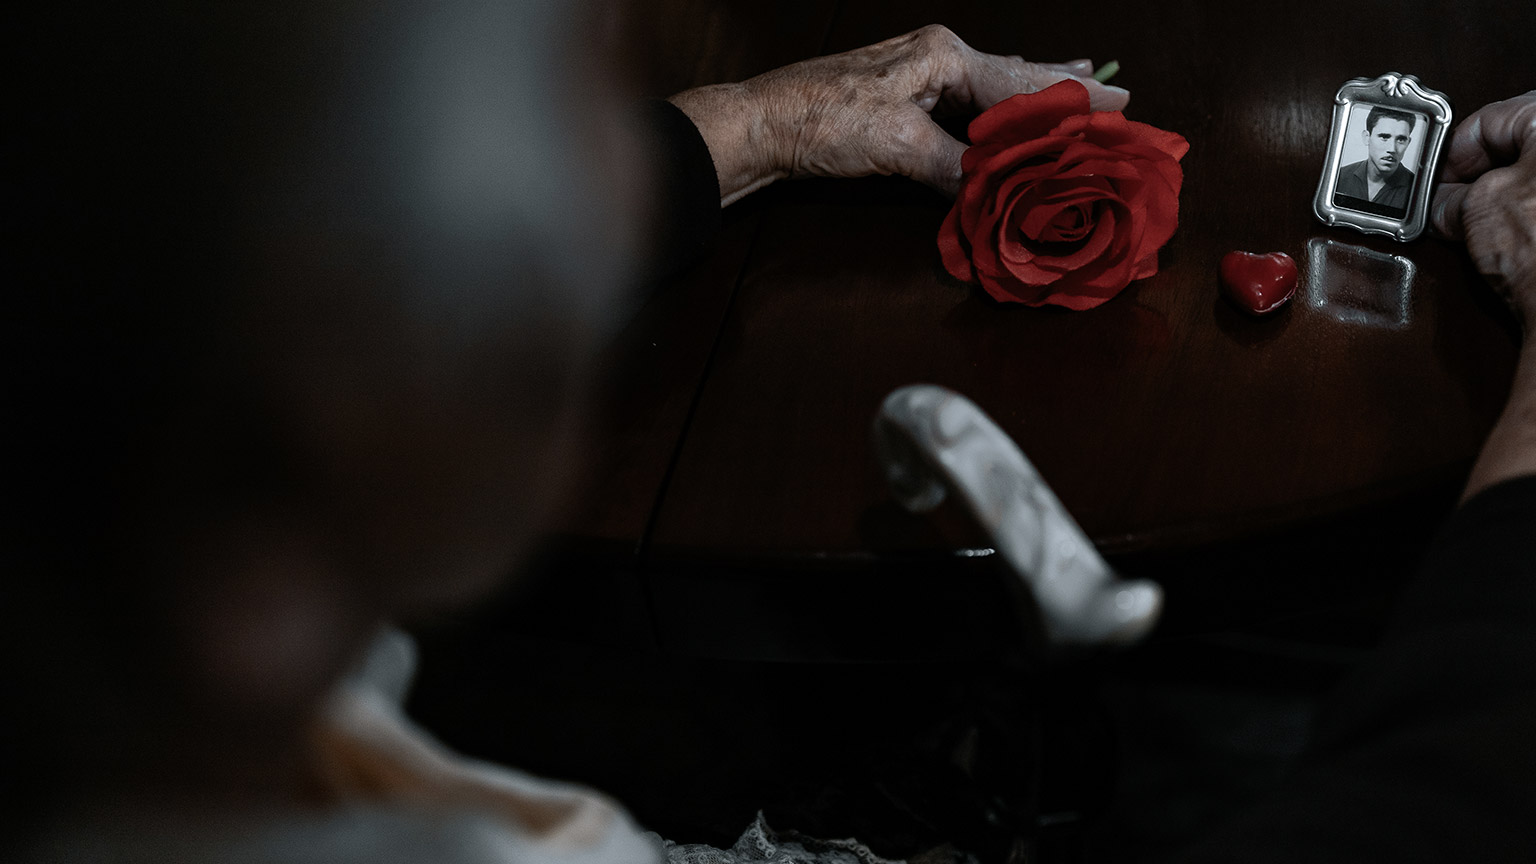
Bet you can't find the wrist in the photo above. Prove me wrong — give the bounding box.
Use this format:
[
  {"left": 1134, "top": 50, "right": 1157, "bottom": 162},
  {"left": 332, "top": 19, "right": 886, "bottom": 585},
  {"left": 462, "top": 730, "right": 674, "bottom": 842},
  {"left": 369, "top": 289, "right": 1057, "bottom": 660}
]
[
  {"left": 1463, "top": 344, "right": 1536, "bottom": 502},
  {"left": 668, "top": 83, "right": 789, "bottom": 207}
]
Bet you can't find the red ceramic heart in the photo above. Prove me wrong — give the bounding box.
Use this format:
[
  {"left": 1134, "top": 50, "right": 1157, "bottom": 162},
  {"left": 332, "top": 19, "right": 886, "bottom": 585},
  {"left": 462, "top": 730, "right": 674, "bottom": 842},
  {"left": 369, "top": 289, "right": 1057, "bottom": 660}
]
[{"left": 1219, "top": 251, "right": 1298, "bottom": 315}]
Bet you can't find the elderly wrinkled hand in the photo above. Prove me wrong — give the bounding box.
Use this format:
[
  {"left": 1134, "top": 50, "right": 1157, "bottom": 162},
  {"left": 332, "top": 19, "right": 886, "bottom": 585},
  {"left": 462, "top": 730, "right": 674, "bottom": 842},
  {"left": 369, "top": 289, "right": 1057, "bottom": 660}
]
[
  {"left": 1432, "top": 91, "right": 1536, "bottom": 501},
  {"left": 1431, "top": 91, "right": 1536, "bottom": 329},
  {"left": 668, "top": 24, "right": 1130, "bottom": 205}
]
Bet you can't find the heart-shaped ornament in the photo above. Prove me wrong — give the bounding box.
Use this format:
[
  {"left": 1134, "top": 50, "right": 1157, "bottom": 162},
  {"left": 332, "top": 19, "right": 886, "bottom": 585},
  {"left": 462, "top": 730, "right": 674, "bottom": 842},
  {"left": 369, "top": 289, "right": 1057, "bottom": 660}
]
[{"left": 1219, "top": 251, "right": 1298, "bottom": 315}]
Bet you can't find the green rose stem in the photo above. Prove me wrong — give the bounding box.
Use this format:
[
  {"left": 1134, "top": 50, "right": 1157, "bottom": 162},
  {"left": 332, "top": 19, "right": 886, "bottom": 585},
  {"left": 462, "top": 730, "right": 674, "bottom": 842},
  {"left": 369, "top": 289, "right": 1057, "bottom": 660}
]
[{"left": 1093, "top": 60, "right": 1120, "bottom": 84}]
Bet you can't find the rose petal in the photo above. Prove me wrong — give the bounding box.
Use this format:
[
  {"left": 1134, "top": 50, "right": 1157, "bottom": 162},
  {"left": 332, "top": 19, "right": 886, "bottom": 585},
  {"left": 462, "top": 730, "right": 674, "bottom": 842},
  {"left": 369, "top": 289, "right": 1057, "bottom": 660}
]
[
  {"left": 1080, "top": 204, "right": 1146, "bottom": 290},
  {"left": 1100, "top": 141, "right": 1187, "bottom": 172},
  {"left": 936, "top": 205, "right": 977, "bottom": 282},
  {"left": 1052, "top": 157, "right": 1144, "bottom": 183},
  {"left": 964, "top": 138, "right": 1069, "bottom": 199},
  {"left": 1025, "top": 175, "right": 1116, "bottom": 206},
  {"left": 977, "top": 158, "right": 1065, "bottom": 227},
  {"left": 1121, "top": 121, "right": 1190, "bottom": 161},
  {"left": 1044, "top": 205, "right": 1093, "bottom": 243},
  {"left": 942, "top": 87, "right": 1186, "bottom": 307},
  {"left": 1049, "top": 209, "right": 1127, "bottom": 292},
  {"left": 1019, "top": 202, "right": 1070, "bottom": 241},
  {"left": 984, "top": 172, "right": 1114, "bottom": 248},
  {"left": 992, "top": 216, "right": 1059, "bottom": 285},
  {"left": 962, "top": 134, "right": 1069, "bottom": 178},
  {"left": 999, "top": 180, "right": 1115, "bottom": 253},
  {"left": 1004, "top": 181, "right": 1112, "bottom": 244},
  {"left": 1129, "top": 187, "right": 1179, "bottom": 263},
  {"left": 998, "top": 197, "right": 1118, "bottom": 287},
  {"left": 960, "top": 149, "right": 1074, "bottom": 245},
  {"left": 1053, "top": 113, "right": 1190, "bottom": 161},
  {"left": 1018, "top": 194, "right": 1103, "bottom": 242},
  {"left": 993, "top": 222, "right": 1057, "bottom": 285},
  {"left": 1044, "top": 203, "right": 1117, "bottom": 271},
  {"left": 1104, "top": 162, "right": 1180, "bottom": 262},
  {"left": 967, "top": 80, "right": 1091, "bottom": 147},
  {"left": 1051, "top": 113, "right": 1135, "bottom": 147}
]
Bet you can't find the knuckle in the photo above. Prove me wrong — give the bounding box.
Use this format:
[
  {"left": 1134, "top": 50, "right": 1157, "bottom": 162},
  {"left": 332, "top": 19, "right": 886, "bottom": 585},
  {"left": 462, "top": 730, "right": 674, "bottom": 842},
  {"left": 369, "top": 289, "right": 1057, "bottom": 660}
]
[
  {"left": 1510, "top": 92, "right": 1536, "bottom": 123},
  {"left": 1467, "top": 168, "right": 1519, "bottom": 208},
  {"left": 887, "top": 117, "right": 927, "bottom": 153},
  {"left": 1017, "top": 60, "right": 1051, "bottom": 86},
  {"left": 914, "top": 23, "right": 962, "bottom": 54}
]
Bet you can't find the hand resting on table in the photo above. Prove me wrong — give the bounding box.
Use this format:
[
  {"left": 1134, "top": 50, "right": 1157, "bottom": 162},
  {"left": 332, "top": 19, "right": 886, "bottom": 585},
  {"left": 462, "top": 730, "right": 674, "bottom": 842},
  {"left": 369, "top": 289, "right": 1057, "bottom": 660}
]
[{"left": 668, "top": 24, "right": 1130, "bottom": 204}]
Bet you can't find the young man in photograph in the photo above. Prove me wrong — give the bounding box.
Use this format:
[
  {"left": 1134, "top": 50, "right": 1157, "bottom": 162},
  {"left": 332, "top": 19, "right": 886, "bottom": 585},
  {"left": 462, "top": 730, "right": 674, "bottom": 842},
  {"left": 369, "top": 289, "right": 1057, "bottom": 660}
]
[{"left": 1334, "top": 106, "right": 1419, "bottom": 214}]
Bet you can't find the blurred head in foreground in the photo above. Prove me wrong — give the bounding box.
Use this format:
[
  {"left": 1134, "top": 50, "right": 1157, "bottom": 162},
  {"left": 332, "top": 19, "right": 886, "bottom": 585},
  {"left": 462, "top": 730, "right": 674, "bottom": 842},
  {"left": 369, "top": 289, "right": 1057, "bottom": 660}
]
[{"left": 6, "top": 0, "right": 643, "bottom": 828}]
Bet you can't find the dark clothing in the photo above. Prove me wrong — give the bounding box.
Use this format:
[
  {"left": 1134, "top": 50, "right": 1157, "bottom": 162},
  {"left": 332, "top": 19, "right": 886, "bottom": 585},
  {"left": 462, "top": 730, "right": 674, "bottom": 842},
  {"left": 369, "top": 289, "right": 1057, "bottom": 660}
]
[
  {"left": 634, "top": 99, "right": 721, "bottom": 282},
  {"left": 1335, "top": 159, "right": 1416, "bottom": 215},
  {"left": 1173, "top": 476, "right": 1536, "bottom": 862}
]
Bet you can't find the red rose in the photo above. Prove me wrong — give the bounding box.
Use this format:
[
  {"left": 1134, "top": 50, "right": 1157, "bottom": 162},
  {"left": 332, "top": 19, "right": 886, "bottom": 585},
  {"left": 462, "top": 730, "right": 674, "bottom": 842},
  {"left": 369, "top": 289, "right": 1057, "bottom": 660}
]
[{"left": 937, "top": 80, "right": 1188, "bottom": 310}]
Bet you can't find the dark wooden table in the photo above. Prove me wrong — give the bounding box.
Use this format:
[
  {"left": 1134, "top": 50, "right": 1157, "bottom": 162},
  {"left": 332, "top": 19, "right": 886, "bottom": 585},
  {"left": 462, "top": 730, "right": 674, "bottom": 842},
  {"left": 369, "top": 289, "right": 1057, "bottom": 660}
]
[{"left": 544, "top": 0, "right": 1529, "bottom": 660}]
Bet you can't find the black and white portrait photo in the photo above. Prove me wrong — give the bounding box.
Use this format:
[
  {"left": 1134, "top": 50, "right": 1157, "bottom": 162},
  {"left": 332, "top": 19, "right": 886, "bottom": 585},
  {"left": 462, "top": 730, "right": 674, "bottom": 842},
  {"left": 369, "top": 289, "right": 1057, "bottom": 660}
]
[{"left": 1331, "top": 103, "right": 1425, "bottom": 218}]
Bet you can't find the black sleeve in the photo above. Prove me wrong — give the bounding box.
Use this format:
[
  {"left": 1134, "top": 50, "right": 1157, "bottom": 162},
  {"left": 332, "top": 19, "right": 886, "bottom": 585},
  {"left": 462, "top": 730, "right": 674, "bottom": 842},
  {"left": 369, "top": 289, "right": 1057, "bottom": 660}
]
[
  {"left": 632, "top": 99, "right": 721, "bottom": 283},
  {"left": 1169, "top": 475, "right": 1536, "bottom": 864}
]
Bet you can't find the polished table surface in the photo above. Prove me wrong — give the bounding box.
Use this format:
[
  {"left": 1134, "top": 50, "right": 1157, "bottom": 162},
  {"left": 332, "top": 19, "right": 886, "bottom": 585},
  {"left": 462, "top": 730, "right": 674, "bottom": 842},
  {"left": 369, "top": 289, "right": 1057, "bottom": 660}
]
[{"left": 549, "top": 0, "right": 1529, "bottom": 655}]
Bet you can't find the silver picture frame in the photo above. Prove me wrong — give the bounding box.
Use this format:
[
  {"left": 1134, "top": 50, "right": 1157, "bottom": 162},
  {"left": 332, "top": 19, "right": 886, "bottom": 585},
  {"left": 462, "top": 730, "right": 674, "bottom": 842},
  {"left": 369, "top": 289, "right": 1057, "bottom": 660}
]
[{"left": 1313, "top": 73, "right": 1451, "bottom": 242}]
